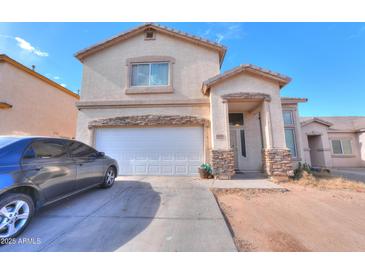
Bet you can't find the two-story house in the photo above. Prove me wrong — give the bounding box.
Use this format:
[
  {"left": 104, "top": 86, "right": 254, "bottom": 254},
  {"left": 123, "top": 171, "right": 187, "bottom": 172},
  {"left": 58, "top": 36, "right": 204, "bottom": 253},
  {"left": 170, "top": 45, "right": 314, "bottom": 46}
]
[{"left": 75, "top": 23, "right": 307, "bottom": 179}]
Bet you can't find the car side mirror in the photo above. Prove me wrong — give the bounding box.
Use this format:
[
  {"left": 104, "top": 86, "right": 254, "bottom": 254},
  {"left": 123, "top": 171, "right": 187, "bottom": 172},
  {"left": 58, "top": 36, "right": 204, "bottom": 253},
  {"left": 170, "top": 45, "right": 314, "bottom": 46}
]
[{"left": 96, "top": 151, "right": 105, "bottom": 158}]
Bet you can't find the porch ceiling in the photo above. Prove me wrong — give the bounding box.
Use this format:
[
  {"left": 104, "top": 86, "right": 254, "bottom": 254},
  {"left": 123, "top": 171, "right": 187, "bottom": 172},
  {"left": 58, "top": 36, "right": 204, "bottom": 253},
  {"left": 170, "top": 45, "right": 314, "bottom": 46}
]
[{"left": 228, "top": 101, "right": 262, "bottom": 112}]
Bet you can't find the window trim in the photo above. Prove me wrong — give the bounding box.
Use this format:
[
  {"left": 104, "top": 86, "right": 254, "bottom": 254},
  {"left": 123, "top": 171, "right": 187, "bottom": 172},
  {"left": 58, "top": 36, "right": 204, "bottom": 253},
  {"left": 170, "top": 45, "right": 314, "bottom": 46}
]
[
  {"left": 283, "top": 109, "right": 298, "bottom": 159},
  {"left": 125, "top": 56, "right": 175, "bottom": 94},
  {"left": 331, "top": 139, "right": 353, "bottom": 156},
  {"left": 131, "top": 62, "right": 170, "bottom": 87}
]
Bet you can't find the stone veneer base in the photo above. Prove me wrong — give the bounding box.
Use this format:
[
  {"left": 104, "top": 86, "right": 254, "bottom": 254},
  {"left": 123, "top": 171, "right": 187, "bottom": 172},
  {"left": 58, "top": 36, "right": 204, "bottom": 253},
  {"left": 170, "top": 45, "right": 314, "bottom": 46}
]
[
  {"left": 262, "top": 148, "right": 293, "bottom": 177},
  {"left": 211, "top": 149, "right": 235, "bottom": 180}
]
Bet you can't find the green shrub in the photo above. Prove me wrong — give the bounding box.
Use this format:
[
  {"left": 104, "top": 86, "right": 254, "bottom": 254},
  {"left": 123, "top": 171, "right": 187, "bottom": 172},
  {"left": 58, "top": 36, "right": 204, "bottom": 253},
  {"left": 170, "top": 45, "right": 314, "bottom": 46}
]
[
  {"left": 293, "top": 162, "right": 312, "bottom": 180},
  {"left": 200, "top": 163, "right": 212, "bottom": 174}
]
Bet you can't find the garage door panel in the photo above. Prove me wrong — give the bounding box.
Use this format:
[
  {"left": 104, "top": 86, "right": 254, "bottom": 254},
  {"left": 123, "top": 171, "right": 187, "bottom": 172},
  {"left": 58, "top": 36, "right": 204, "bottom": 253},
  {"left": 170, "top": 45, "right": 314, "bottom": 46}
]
[{"left": 95, "top": 127, "right": 204, "bottom": 176}]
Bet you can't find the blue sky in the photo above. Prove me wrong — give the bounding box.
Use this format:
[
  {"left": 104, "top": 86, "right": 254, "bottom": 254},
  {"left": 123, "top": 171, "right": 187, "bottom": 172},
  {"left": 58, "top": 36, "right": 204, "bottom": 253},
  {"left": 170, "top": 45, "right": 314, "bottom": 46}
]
[{"left": 1, "top": 22, "right": 364, "bottom": 117}]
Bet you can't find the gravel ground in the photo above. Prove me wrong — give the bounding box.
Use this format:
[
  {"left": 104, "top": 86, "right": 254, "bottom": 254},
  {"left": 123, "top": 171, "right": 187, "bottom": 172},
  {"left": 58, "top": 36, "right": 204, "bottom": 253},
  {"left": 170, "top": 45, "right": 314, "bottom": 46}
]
[{"left": 214, "top": 184, "right": 365, "bottom": 252}]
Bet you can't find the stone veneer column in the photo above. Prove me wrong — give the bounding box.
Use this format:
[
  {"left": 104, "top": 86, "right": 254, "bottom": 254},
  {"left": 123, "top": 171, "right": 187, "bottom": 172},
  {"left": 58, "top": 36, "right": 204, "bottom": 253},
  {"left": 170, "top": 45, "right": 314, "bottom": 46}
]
[
  {"left": 262, "top": 148, "right": 293, "bottom": 177},
  {"left": 211, "top": 149, "right": 235, "bottom": 179}
]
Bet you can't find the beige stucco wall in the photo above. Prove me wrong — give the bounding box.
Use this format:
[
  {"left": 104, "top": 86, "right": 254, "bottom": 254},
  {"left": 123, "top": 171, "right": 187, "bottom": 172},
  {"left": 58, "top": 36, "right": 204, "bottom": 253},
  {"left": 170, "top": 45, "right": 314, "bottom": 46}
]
[
  {"left": 209, "top": 72, "right": 287, "bottom": 151},
  {"left": 79, "top": 31, "right": 220, "bottom": 102},
  {"left": 328, "top": 132, "right": 363, "bottom": 167},
  {"left": 0, "top": 62, "right": 78, "bottom": 138}
]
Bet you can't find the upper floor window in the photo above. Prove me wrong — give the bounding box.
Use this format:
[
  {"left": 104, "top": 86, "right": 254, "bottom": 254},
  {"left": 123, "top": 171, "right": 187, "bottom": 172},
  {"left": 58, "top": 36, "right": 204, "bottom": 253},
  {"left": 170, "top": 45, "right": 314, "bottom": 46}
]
[
  {"left": 126, "top": 56, "right": 175, "bottom": 94},
  {"left": 131, "top": 62, "right": 169, "bottom": 87},
  {"left": 331, "top": 139, "right": 352, "bottom": 155}
]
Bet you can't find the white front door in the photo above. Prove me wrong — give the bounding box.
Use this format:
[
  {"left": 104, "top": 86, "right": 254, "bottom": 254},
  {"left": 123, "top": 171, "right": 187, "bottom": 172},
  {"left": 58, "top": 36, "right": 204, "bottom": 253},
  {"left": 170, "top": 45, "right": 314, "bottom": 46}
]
[
  {"left": 229, "top": 112, "right": 263, "bottom": 171},
  {"left": 95, "top": 127, "right": 204, "bottom": 176}
]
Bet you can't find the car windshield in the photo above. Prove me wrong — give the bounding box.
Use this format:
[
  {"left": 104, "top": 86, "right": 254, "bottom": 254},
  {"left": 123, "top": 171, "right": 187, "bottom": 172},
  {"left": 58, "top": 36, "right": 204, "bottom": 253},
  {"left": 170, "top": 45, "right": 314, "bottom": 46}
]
[{"left": 0, "top": 137, "right": 18, "bottom": 149}]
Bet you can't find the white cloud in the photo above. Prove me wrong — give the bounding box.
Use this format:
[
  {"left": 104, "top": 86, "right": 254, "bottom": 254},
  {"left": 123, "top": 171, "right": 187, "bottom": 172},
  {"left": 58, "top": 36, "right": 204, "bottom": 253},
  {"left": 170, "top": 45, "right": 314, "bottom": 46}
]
[
  {"left": 348, "top": 25, "right": 365, "bottom": 39},
  {"left": 14, "top": 37, "right": 49, "bottom": 57},
  {"left": 200, "top": 23, "right": 245, "bottom": 44},
  {"left": 53, "top": 76, "right": 61, "bottom": 80},
  {"left": 216, "top": 34, "right": 224, "bottom": 43},
  {"left": 60, "top": 83, "right": 67, "bottom": 87}
]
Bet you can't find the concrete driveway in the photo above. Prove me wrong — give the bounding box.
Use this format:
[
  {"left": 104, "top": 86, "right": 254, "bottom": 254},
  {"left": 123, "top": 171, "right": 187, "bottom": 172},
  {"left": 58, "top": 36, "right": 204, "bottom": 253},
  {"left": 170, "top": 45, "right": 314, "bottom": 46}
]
[{"left": 0, "top": 176, "right": 236, "bottom": 252}]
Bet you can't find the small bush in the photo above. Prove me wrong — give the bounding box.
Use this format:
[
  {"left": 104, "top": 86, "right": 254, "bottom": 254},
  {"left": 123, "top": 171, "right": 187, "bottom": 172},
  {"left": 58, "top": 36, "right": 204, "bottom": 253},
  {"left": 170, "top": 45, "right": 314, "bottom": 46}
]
[
  {"left": 200, "top": 163, "right": 212, "bottom": 175},
  {"left": 293, "top": 162, "right": 312, "bottom": 180}
]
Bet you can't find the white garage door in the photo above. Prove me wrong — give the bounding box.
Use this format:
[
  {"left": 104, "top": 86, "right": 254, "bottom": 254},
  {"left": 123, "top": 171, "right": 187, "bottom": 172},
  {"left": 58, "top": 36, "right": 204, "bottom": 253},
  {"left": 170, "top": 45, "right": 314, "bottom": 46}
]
[{"left": 95, "top": 127, "right": 204, "bottom": 176}]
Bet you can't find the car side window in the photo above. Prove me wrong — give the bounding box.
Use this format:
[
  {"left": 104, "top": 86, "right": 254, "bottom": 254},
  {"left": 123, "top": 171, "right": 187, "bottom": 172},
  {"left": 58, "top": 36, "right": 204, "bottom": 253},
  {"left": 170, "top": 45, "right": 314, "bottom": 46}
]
[
  {"left": 69, "top": 142, "right": 97, "bottom": 158},
  {"left": 23, "top": 140, "right": 67, "bottom": 160},
  {"left": 23, "top": 146, "right": 36, "bottom": 159}
]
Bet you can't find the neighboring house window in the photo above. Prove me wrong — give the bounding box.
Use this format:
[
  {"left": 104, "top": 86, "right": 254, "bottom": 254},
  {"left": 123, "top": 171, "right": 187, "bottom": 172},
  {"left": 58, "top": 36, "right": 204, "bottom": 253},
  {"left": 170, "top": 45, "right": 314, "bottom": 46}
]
[
  {"left": 131, "top": 62, "right": 169, "bottom": 87},
  {"left": 283, "top": 110, "right": 297, "bottom": 158},
  {"left": 331, "top": 139, "right": 352, "bottom": 155}
]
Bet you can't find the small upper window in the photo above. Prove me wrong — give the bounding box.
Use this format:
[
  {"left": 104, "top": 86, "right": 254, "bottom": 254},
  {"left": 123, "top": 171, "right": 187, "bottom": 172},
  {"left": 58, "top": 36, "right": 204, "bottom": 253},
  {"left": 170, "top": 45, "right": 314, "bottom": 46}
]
[
  {"left": 331, "top": 139, "right": 352, "bottom": 155},
  {"left": 283, "top": 111, "right": 294, "bottom": 125},
  {"left": 144, "top": 29, "right": 155, "bottom": 40},
  {"left": 131, "top": 62, "right": 169, "bottom": 87},
  {"left": 229, "top": 113, "right": 244, "bottom": 126}
]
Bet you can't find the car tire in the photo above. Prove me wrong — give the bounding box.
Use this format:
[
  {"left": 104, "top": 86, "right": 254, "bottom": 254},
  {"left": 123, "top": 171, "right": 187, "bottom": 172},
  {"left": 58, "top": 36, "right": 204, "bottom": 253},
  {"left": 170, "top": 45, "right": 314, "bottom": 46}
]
[
  {"left": 0, "top": 193, "right": 35, "bottom": 240},
  {"left": 100, "top": 166, "right": 116, "bottom": 188}
]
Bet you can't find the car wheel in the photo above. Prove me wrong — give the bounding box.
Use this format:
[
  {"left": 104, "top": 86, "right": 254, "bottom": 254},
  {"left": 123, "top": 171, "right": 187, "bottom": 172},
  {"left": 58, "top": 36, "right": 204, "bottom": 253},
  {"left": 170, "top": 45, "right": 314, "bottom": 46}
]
[
  {"left": 101, "top": 166, "right": 116, "bottom": 188},
  {"left": 0, "top": 193, "right": 34, "bottom": 240}
]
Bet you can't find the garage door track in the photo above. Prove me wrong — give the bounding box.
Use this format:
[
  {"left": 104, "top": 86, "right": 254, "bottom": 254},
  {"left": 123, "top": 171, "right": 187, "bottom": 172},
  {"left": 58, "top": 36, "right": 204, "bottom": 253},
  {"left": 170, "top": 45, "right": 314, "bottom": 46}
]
[{"left": 0, "top": 176, "right": 236, "bottom": 252}]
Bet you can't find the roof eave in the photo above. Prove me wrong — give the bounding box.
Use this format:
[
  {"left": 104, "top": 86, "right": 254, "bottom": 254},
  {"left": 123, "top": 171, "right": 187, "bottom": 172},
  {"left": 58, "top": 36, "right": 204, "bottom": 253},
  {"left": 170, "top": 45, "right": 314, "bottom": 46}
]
[
  {"left": 301, "top": 118, "right": 333, "bottom": 127},
  {"left": 75, "top": 23, "right": 227, "bottom": 64},
  {"left": 0, "top": 54, "right": 79, "bottom": 99},
  {"left": 202, "top": 65, "right": 291, "bottom": 95},
  {"left": 281, "top": 97, "right": 308, "bottom": 104}
]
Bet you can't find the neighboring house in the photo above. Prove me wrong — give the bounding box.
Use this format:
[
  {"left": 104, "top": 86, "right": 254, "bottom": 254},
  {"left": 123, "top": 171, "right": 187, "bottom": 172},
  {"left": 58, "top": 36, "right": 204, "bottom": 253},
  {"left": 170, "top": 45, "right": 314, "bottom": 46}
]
[
  {"left": 73, "top": 23, "right": 309, "bottom": 178},
  {"left": 0, "top": 54, "right": 79, "bottom": 138},
  {"left": 301, "top": 116, "right": 365, "bottom": 168}
]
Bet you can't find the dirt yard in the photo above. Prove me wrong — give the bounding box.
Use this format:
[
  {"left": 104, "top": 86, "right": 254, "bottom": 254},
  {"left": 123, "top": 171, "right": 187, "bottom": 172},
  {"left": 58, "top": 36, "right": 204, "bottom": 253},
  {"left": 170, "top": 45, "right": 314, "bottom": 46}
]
[{"left": 214, "top": 177, "right": 365, "bottom": 252}]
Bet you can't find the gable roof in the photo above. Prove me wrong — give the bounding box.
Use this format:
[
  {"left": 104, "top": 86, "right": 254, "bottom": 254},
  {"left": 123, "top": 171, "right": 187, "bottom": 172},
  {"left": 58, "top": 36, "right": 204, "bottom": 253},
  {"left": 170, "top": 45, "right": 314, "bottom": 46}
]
[
  {"left": 0, "top": 54, "right": 79, "bottom": 99},
  {"left": 281, "top": 97, "right": 308, "bottom": 104},
  {"left": 300, "top": 117, "right": 333, "bottom": 127},
  {"left": 301, "top": 116, "right": 365, "bottom": 132},
  {"left": 202, "top": 64, "right": 291, "bottom": 94},
  {"left": 75, "top": 23, "right": 227, "bottom": 65}
]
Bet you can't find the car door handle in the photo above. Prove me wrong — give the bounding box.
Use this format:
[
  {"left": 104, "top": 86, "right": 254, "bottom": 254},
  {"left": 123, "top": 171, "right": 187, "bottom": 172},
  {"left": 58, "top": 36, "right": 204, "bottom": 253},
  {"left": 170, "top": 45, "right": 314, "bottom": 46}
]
[{"left": 33, "top": 166, "right": 42, "bottom": 171}]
